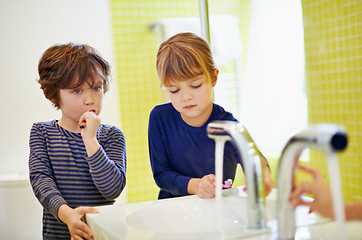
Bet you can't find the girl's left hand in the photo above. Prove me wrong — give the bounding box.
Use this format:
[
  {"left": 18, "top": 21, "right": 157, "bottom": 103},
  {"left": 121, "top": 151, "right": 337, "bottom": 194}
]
[{"left": 198, "top": 174, "right": 216, "bottom": 198}]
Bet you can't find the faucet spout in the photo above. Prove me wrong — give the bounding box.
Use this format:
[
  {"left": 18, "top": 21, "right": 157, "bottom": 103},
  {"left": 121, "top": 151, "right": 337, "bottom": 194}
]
[
  {"left": 277, "top": 124, "right": 348, "bottom": 240},
  {"left": 207, "top": 120, "right": 267, "bottom": 229}
]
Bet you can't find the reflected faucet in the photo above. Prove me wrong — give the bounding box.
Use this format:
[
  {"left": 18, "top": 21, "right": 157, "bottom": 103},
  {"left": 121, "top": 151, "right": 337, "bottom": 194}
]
[
  {"left": 207, "top": 120, "right": 267, "bottom": 229},
  {"left": 277, "top": 124, "right": 348, "bottom": 240}
]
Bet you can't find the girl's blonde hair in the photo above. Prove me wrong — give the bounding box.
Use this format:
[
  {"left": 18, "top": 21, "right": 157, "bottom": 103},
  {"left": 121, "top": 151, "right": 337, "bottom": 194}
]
[{"left": 156, "top": 32, "right": 216, "bottom": 87}]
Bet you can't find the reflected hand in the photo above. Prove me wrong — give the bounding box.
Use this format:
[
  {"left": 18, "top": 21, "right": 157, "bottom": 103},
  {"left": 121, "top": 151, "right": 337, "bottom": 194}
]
[
  {"left": 289, "top": 165, "right": 334, "bottom": 219},
  {"left": 242, "top": 167, "right": 274, "bottom": 197},
  {"left": 264, "top": 167, "right": 274, "bottom": 196}
]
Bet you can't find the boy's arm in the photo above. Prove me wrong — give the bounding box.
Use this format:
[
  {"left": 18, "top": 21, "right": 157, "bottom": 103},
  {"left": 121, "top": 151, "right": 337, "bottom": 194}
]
[
  {"left": 79, "top": 111, "right": 126, "bottom": 199},
  {"left": 83, "top": 137, "right": 100, "bottom": 157},
  {"left": 85, "top": 126, "right": 127, "bottom": 199},
  {"left": 29, "top": 124, "right": 68, "bottom": 219}
]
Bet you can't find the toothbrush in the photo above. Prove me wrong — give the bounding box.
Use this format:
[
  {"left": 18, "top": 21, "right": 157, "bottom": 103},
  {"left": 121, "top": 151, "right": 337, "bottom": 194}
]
[
  {"left": 222, "top": 179, "right": 233, "bottom": 188},
  {"left": 79, "top": 109, "right": 96, "bottom": 128},
  {"left": 214, "top": 179, "right": 233, "bottom": 189}
]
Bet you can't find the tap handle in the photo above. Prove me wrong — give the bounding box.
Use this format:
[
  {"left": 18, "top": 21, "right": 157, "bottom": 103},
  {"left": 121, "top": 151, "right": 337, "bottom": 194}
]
[{"left": 331, "top": 132, "right": 347, "bottom": 151}]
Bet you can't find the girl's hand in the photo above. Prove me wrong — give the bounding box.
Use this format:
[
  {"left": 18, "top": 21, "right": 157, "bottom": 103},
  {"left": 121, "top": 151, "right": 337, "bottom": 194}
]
[
  {"left": 58, "top": 205, "right": 99, "bottom": 240},
  {"left": 243, "top": 162, "right": 274, "bottom": 197},
  {"left": 263, "top": 167, "right": 274, "bottom": 196},
  {"left": 197, "top": 174, "right": 216, "bottom": 198}
]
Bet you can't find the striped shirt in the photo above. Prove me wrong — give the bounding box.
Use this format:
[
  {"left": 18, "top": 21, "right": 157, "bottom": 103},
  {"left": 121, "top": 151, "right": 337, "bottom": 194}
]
[{"left": 29, "top": 120, "right": 126, "bottom": 239}]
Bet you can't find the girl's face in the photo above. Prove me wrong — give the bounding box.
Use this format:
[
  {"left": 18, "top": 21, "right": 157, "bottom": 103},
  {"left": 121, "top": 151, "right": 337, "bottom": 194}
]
[
  {"left": 165, "top": 70, "right": 218, "bottom": 127},
  {"left": 57, "top": 78, "right": 104, "bottom": 131}
]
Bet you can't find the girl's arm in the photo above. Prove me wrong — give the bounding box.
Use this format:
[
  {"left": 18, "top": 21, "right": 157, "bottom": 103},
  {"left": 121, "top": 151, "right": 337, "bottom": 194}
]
[
  {"left": 148, "top": 110, "right": 191, "bottom": 196},
  {"left": 262, "top": 156, "right": 274, "bottom": 196}
]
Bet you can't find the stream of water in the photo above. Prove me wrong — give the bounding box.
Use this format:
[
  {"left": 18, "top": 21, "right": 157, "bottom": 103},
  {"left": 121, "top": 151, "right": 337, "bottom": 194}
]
[
  {"left": 214, "top": 137, "right": 229, "bottom": 239},
  {"left": 327, "top": 153, "right": 346, "bottom": 240}
]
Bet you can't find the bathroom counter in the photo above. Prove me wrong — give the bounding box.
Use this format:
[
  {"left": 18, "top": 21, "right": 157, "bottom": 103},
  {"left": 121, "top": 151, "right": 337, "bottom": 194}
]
[{"left": 86, "top": 186, "right": 362, "bottom": 240}]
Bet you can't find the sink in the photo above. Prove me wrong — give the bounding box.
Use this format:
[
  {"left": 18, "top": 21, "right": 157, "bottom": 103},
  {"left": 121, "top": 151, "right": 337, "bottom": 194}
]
[
  {"left": 123, "top": 187, "right": 273, "bottom": 239},
  {"left": 125, "top": 193, "right": 249, "bottom": 233},
  {"left": 86, "top": 186, "right": 335, "bottom": 240}
]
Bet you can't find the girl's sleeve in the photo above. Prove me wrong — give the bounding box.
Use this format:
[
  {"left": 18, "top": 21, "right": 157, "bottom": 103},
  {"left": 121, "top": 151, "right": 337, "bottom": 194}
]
[
  {"left": 29, "top": 124, "right": 67, "bottom": 220},
  {"left": 148, "top": 108, "right": 191, "bottom": 196},
  {"left": 86, "top": 126, "right": 126, "bottom": 200}
]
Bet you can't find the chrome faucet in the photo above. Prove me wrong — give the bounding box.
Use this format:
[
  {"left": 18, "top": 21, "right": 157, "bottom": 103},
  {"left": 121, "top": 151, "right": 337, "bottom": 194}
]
[
  {"left": 277, "top": 124, "right": 348, "bottom": 240},
  {"left": 207, "top": 120, "right": 267, "bottom": 229}
]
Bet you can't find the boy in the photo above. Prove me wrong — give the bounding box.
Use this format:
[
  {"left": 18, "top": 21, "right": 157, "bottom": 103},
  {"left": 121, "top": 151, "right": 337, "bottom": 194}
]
[
  {"left": 29, "top": 43, "right": 126, "bottom": 239},
  {"left": 148, "top": 32, "right": 273, "bottom": 199}
]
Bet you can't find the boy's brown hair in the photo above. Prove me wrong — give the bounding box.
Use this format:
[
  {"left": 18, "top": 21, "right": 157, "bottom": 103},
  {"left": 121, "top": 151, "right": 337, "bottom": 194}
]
[
  {"left": 37, "top": 43, "right": 110, "bottom": 109},
  {"left": 156, "top": 32, "right": 216, "bottom": 87}
]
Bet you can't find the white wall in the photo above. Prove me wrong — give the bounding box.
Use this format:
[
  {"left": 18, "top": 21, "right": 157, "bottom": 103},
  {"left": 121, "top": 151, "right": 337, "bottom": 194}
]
[
  {"left": 0, "top": 1, "right": 123, "bottom": 238},
  {"left": 0, "top": 0, "right": 121, "bottom": 175}
]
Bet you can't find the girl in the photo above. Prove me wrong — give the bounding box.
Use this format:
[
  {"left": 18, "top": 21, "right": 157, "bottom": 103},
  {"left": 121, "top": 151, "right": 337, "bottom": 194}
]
[{"left": 148, "top": 32, "right": 273, "bottom": 199}]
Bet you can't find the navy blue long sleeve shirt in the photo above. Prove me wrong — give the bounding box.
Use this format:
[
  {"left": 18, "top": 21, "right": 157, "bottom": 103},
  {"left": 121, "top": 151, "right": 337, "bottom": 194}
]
[{"left": 148, "top": 103, "right": 241, "bottom": 199}]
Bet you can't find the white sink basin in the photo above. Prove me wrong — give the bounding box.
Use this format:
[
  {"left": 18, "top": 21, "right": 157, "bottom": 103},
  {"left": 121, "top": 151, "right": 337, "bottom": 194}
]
[
  {"left": 86, "top": 186, "right": 338, "bottom": 240},
  {"left": 123, "top": 187, "right": 274, "bottom": 239}
]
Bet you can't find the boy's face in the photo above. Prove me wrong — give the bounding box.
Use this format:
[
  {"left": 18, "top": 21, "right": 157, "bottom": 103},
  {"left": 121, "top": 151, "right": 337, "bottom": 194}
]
[
  {"left": 58, "top": 78, "right": 104, "bottom": 129},
  {"left": 165, "top": 71, "right": 218, "bottom": 127}
]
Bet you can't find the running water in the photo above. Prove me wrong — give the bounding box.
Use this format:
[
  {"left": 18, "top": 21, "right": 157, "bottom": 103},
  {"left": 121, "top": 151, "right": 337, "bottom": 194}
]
[
  {"left": 214, "top": 137, "right": 229, "bottom": 239},
  {"left": 215, "top": 137, "right": 227, "bottom": 203},
  {"left": 327, "top": 153, "right": 346, "bottom": 240}
]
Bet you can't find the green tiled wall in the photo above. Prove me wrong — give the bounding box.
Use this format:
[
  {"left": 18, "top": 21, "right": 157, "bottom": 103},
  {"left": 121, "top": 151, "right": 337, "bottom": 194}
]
[
  {"left": 110, "top": 0, "right": 361, "bottom": 203},
  {"left": 110, "top": 0, "right": 250, "bottom": 202},
  {"left": 301, "top": 0, "right": 362, "bottom": 202}
]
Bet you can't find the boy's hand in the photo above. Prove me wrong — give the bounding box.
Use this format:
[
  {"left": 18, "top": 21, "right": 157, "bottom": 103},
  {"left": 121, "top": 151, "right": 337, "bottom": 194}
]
[
  {"left": 58, "top": 204, "right": 99, "bottom": 240},
  {"left": 79, "top": 111, "right": 101, "bottom": 139},
  {"left": 197, "top": 174, "right": 216, "bottom": 198},
  {"left": 79, "top": 111, "right": 101, "bottom": 157}
]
